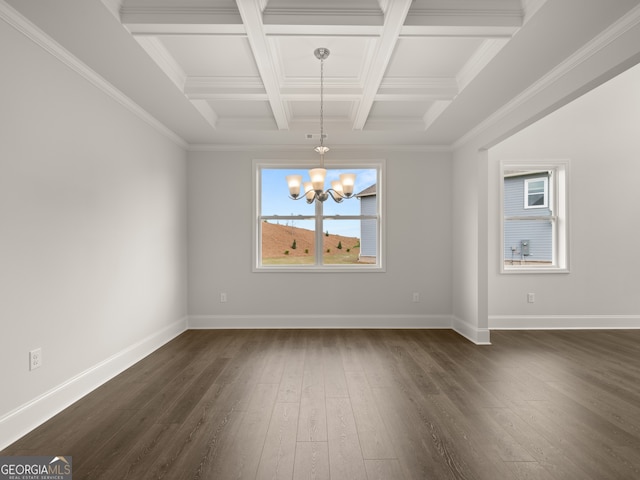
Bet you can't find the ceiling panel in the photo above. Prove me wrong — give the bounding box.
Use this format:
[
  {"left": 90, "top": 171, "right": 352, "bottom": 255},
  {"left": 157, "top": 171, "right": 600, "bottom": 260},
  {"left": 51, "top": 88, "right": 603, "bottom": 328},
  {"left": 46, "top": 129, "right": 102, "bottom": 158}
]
[
  {"left": 207, "top": 100, "right": 273, "bottom": 118},
  {"left": 289, "top": 100, "right": 354, "bottom": 121},
  {"left": 368, "top": 100, "right": 434, "bottom": 119},
  {"left": 386, "top": 37, "right": 485, "bottom": 78},
  {"left": 160, "top": 35, "right": 259, "bottom": 77},
  {"left": 270, "top": 36, "right": 375, "bottom": 87}
]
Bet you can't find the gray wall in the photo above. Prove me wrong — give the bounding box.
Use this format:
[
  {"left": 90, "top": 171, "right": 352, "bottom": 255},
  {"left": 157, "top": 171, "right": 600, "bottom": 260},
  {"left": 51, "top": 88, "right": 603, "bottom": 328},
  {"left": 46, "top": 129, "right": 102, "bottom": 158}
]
[
  {"left": 0, "top": 18, "right": 188, "bottom": 444},
  {"left": 450, "top": 1, "right": 640, "bottom": 340},
  {"left": 187, "top": 150, "right": 452, "bottom": 323},
  {"left": 488, "top": 63, "right": 640, "bottom": 326}
]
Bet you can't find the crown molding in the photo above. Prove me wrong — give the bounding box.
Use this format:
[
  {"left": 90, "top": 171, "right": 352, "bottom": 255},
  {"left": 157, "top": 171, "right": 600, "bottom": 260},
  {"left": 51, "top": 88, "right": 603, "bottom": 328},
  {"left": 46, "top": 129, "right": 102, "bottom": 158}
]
[
  {"left": 262, "top": 6, "right": 384, "bottom": 27},
  {"left": 406, "top": 8, "right": 522, "bottom": 28},
  {"left": 120, "top": 6, "right": 242, "bottom": 25},
  {"left": 187, "top": 143, "right": 451, "bottom": 153},
  {"left": 263, "top": 6, "right": 383, "bottom": 17},
  {"left": 122, "top": 6, "right": 239, "bottom": 15},
  {"left": 0, "top": 0, "right": 187, "bottom": 149}
]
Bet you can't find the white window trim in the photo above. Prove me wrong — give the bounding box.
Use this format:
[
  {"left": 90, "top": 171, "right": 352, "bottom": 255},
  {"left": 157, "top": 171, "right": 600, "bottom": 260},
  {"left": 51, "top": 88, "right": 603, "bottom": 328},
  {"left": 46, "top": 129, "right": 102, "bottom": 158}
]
[
  {"left": 253, "top": 159, "right": 385, "bottom": 273},
  {"left": 500, "top": 159, "right": 570, "bottom": 274},
  {"left": 524, "top": 176, "right": 548, "bottom": 209}
]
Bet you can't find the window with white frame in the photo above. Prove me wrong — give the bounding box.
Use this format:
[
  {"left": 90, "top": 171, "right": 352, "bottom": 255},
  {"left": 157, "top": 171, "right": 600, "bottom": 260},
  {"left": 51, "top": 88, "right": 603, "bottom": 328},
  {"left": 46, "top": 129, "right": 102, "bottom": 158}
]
[
  {"left": 524, "top": 176, "right": 548, "bottom": 208},
  {"left": 254, "top": 161, "right": 383, "bottom": 271},
  {"left": 501, "top": 160, "right": 569, "bottom": 273}
]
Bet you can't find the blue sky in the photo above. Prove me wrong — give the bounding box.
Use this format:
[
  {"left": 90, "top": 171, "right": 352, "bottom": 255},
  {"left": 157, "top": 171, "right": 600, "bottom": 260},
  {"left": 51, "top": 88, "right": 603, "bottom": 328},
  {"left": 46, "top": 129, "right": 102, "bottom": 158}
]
[{"left": 261, "top": 167, "right": 377, "bottom": 237}]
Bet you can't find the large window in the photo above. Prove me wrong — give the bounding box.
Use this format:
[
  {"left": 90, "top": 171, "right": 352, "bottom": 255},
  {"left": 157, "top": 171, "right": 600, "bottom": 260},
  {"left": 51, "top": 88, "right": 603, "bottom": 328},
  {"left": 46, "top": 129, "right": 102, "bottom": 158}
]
[
  {"left": 501, "top": 160, "right": 569, "bottom": 273},
  {"left": 254, "top": 161, "right": 383, "bottom": 271}
]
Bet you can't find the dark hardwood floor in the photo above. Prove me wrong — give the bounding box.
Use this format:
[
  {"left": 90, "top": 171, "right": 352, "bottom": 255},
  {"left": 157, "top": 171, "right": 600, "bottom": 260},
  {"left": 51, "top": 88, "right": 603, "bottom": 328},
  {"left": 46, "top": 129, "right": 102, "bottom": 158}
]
[{"left": 3, "top": 329, "right": 640, "bottom": 479}]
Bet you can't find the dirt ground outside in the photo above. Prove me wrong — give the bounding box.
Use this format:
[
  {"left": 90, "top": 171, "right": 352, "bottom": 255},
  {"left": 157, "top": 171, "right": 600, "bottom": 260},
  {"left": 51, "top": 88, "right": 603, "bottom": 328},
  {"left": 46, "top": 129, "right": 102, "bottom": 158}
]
[{"left": 261, "top": 221, "right": 363, "bottom": 265}]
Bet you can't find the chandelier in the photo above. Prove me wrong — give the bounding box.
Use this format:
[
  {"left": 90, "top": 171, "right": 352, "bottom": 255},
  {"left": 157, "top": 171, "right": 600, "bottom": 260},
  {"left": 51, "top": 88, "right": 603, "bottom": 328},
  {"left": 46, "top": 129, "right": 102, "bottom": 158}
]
[{"left": 286, "top": 48, "right": 356, "bottom": 203}]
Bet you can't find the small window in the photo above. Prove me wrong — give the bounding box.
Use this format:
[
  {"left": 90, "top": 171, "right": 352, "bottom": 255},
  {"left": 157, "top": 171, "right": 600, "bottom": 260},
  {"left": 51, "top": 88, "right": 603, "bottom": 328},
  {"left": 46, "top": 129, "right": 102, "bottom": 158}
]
[
  {"left": 254, "top": 160, "right": 384, "bottom": 272},
  {"left": 501, "top": 160, "right": 570, "bottom": 273},
  {"left": 524, "top": 177, "right": 548, "bottom": 208}
]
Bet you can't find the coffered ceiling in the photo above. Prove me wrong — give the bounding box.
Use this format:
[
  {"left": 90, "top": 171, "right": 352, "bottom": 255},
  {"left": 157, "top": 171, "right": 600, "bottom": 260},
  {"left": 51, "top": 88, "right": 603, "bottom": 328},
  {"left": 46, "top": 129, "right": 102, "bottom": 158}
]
[
  {"left": 6, "top": 0, "right": 640, "bottom": 147},
  {"left": 120, "top": 0, "right": 525, "bottom": 145}
]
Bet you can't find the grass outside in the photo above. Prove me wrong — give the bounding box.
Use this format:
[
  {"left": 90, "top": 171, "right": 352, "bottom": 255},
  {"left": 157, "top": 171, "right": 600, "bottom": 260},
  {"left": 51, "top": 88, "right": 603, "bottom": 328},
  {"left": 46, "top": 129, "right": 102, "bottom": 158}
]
[{"left": 263, "top": 248, "right": 361, "bottom": 265}]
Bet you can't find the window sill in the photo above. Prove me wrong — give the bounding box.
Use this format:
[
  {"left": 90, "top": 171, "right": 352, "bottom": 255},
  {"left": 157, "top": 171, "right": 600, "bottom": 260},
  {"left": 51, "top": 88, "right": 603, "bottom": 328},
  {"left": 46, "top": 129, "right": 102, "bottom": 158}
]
[
  {"left": 254, "top": 264, "right": 385, "bottom": 273},
  {"left": 501, "top": 266, "right": 570, "bottom": 274}
]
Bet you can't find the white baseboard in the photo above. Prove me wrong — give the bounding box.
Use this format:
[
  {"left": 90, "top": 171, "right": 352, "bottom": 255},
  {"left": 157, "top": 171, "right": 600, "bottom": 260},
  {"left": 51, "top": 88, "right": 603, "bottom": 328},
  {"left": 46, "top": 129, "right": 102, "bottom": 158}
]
[
  {"left": 489, "top": 314, "right": 640, "bottom": 330},
  {"left": 188, "top": 314, "right": 453, "bottom": 330},
  {"left": 0, "top": 317, "right": 188, "bottom": 451},
  {"left": 452, "top": 316, "right": 491, "bottom": 345}
]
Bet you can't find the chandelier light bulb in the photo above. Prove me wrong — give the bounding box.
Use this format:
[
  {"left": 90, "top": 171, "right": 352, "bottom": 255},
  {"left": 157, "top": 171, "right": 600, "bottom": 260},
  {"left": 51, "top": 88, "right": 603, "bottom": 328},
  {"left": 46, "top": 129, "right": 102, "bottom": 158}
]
[
  {"left": 286, "top": 174, "right": 303, "bottom": 198},
  {"left": 340, "top": 173, "right": 356, "bottom": 197},
  {"left": 309, "top": 168, "right": 327, "bottom": 191}
]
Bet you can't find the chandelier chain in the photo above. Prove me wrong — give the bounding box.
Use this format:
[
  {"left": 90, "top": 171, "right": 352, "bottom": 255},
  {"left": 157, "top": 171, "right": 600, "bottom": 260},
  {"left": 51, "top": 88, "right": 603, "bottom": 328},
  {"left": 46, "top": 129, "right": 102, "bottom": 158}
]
[
  {"left": 285, "top": 48, "right": 356, "bottom": 204},
  {"left": 319, "top": 54, "right": 325, "bottom": 164}
]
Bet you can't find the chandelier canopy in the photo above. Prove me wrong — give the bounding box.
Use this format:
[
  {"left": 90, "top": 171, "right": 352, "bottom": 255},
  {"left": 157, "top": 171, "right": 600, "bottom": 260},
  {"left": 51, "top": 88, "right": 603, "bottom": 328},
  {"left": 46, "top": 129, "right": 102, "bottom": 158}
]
[{"left": 286, "top": 48, "right": 356, "bottom": 204}]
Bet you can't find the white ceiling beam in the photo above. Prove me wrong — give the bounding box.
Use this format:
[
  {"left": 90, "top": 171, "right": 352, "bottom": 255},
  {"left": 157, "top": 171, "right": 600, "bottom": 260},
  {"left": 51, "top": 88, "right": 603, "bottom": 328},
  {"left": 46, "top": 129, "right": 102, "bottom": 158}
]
[
  {"left": 522, "top": 0, "right": 548, "bottom": 25},
  {"left": 100, "top": 0, "right": 123, "bottom": 21},
  {"left": 262, "top": 7, "right": 383, "bottom": 27},
  {"left": 185, "top": 76, "right": 266, "bottom": 100},
  {"left": 134, "top": 36, "right": 186, "bottom": 90},
  {"left": 261, "top": 0, "right": 384, "bottom": 26},
  {"left": 184, "top": 78, "right": 456, "bottom": 102},
  {"left": 352, "top": 0, "right": 414, "bottom": 130},
  {"left": 131, "top": 38, "right": 226, "bottom": 130},
  {"left": 404, "top": 10, "right": 521, "bottom": 28},
  {"left": 263, "top": 24, "right": 382, "bottom": 36},
  {"left": 405, "top": 0, "right": 523, "bottom": 27},
  {"left": 235, "top": 0, "right": 289, "bottom": 130},
  {"left": 120, "top": 4, "right": 246, "bottom": 35},
  {"left": 400, "top": 24, "right": 518, "bottom": 37},
  {"left": 377, "top": 77, "right": 458, "bottom": 99},
  {"left": 456, "top": 38, "right": 510, "bottom": 91},
  {"left": 120, "top": 6, "right": 243, "bottom": 27},
  {"left": 400, "top": 0, "right": 523, "bottom": 37},
  {"left": 423, "top": 100, "right": 451, "bottom": 131},
  {"left": 125, "top": 24, "right": 246, "bottom": 35},
  {"left": 190, "top": 99, "right": 219, "bottom": 130}
]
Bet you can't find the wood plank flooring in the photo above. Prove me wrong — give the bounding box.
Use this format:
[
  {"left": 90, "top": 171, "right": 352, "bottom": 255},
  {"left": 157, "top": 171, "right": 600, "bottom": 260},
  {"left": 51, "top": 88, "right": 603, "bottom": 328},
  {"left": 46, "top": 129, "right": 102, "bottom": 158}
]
[{"left": 3, "top": 329, "right": 640, "bottom": 479}]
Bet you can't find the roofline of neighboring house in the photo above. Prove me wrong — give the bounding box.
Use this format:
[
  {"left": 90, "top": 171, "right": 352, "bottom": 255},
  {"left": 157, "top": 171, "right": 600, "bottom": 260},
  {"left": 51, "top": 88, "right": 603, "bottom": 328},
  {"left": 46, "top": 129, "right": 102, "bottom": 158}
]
[{"left": 356, "top": 183, "right": 376, "bottom": 198}]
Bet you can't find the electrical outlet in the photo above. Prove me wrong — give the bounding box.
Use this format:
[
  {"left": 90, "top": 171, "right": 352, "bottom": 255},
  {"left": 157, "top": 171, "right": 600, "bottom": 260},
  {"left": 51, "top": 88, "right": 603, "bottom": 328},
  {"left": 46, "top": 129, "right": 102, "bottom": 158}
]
[
  {"left": 220, "top": 292, "right": 227, "bottom": 303},
  {"left": 527, "top": 293, "right": 535, "bottom": 303},
  {"left": 412, "top": 292, "right": 420, "bottom": 302},
  {"left": 29, "top": 348, "right": 42, "bottom": 371}
]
